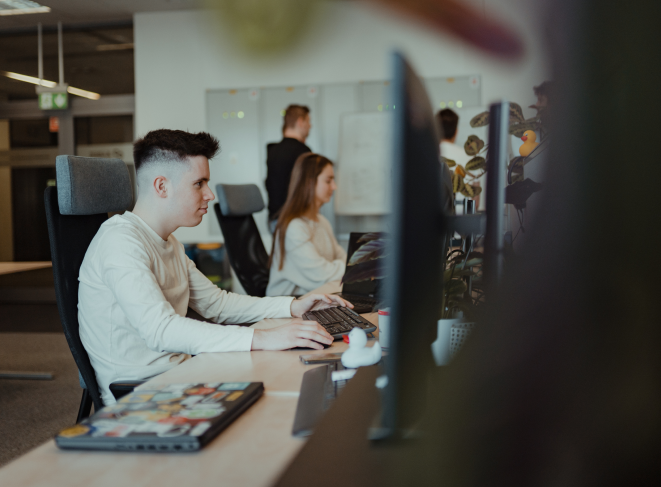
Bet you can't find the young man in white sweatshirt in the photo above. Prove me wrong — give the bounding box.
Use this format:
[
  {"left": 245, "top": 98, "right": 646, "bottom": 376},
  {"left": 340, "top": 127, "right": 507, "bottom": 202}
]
[{"left": 78, "top": 129, "right": 350, "bottom": 405}]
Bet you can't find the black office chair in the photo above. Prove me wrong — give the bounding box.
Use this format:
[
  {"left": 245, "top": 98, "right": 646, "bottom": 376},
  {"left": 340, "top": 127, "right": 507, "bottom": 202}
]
[
  {"left": 214, "top": 184, "right": 270, "bottom": 297},
  {"left": 45, "top": 155, "right": 142, "bottom": 422}
]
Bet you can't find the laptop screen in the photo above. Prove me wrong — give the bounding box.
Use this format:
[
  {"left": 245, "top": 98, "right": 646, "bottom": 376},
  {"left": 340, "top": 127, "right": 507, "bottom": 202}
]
[{"left": 341, "top": 232, "right": 380, "bottom": 297}]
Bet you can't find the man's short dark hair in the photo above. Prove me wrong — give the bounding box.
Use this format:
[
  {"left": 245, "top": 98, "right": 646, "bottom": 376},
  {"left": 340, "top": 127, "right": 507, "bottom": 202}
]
[
  {"left": 282, "top": 105, "right": 310, "bottom": 134},
  {"left": 436, "top": 109, "right": 459, "bottom": 140},
  {"left": 133, "top": 129, "right": 220, "bottom": 173}
]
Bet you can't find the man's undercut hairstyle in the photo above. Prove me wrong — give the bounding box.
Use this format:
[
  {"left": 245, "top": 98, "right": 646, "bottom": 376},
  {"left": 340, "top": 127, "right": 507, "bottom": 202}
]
[
  {"left": 133, "top": 129, "right": 220, "bottom": 175},
  {"left": 437, "top": 109, "right": 459, "bottom": 140},
  {"left": 282, "top": 105, "right": 310, "bottom": 134}
]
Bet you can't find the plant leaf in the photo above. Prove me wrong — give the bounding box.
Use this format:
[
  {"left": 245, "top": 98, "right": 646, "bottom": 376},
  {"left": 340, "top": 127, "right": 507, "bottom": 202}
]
[
  {"left": 441, "top": 156, "right": 456, "bottom": 167},
  {"left": 462, "top": 258, "right": 483, "bottom": 268},
  {"left": 357, "top": 232, "right": 382, "bottom": 244},
  {"left": 470, "top": 111, "right": 490, "bottom": 127},
  {"left": 509, "top": 121, "right": 539, "bottom": 138},
  {"left": 445, "top": 279, "right": 468, "bottom": 295},
  {"left": 460, "top": 184, "right": 475, "bottom": 198},
  {"left": 464, "top": 135, "right": 485, "bottom": 156},
  {"left": 452, "top": 173, "right": 465, "bottom": 194},
  {"left": 466, "top": 156, "right": 486, "bottom": 171},
  {"left": 347, "top": 239, "right": 387, "bottom": 266},
  {"left": 509, "top": 102, "right": 525, "bottom": 123},
  {"left": 341, "top": 259, "right": 386, "bottom": 284}
]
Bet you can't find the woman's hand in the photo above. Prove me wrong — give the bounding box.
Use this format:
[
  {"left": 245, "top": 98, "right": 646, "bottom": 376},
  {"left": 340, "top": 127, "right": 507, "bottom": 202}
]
[{"left": 290, "top": 294, "right": 353, "bottom": 318}]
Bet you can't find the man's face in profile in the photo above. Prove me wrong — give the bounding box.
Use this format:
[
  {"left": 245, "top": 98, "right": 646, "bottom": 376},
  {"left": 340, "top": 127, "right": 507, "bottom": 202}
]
[
  {"left": 169, "top": 155, "right": 215, "bottom": 228},
  {"left": 298, "top": 114, "right": 311, "bottom": 140}
]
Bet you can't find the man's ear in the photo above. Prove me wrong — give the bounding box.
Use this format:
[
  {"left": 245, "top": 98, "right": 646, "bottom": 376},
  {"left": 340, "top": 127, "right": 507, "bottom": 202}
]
[{"left": 153, "top": 176, "right": 168, "bottom": 198}]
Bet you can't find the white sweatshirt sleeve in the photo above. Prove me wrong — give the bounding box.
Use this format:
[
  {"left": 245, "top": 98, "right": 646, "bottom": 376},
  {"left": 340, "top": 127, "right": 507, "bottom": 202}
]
[
  {"left": 186, "top": 257, "right": 294, "bottom": 323},
  {"left": 98, "top": 232, "right": 286, "bottom": 355},
  {"left": 281, "top": 219, "right": 346, "bottom": 291}
]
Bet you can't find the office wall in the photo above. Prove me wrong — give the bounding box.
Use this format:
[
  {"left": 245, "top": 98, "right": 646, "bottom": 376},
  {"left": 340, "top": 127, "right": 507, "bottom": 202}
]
[{"left": 134, "top": 0, "right": 549, "bottom": 243}]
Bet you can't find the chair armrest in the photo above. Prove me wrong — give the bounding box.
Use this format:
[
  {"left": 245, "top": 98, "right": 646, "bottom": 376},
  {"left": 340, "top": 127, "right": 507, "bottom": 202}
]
[{"left": 109, "top": 380, "right": 145, "bottom": 401}]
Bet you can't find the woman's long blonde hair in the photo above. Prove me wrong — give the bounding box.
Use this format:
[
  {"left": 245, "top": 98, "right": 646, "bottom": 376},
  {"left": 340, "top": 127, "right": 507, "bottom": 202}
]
[{"left": 269, "top": 153, "right": 334, "bottom": 270}]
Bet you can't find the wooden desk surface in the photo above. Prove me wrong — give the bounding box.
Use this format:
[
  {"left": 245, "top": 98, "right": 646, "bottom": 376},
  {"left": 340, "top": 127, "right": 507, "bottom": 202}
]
[
  {"left": 0, "top": 282, "right": 380, "bottom": 487},
  {"left": 0, "top": 262, "right": 51, "bottom": 276}
]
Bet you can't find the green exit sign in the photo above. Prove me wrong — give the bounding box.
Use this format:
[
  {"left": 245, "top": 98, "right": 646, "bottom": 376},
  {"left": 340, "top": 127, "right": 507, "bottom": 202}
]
[{"left": 39, "top": 92, "right": 68, "bottom": 110}]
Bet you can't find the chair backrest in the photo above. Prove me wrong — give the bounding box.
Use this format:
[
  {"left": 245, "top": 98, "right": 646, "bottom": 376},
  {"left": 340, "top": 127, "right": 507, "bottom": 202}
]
[
  {"left": 45, "top": 155, "right": 133, "bottom": 411},
  {"left": 214, "top": 184, "right": 269, "bottom": 297}
]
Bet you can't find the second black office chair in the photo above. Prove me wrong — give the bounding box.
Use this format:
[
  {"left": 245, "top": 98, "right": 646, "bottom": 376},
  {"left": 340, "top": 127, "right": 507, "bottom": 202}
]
[
  {"left": 45, "top": 155, "right": 142, "bottom": 422},
  {"left": 214, "top": 184, "right": 270, "bottom": 297}
]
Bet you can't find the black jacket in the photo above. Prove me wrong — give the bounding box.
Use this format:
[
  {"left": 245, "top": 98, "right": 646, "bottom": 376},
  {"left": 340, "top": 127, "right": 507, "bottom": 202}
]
[{"left": 265, "top": 138, "right": 311, "bottom": 220}]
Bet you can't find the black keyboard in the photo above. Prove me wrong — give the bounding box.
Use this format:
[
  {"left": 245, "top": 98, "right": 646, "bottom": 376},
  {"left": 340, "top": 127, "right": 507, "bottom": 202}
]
[{"left": 303, "top": 306, "right": 377, "bottom": 339}]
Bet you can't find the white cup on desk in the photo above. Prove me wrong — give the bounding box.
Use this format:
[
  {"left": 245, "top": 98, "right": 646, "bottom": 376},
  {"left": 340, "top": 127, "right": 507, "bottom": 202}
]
[{"left": 377, "top": 308, "right": 390, "bottom": 349}]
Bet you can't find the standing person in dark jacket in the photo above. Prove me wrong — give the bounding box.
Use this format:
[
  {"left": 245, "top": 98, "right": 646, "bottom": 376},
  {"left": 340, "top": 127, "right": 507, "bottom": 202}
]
[{"left": 265, "top": 105, "right": 312, "bottom": 230}]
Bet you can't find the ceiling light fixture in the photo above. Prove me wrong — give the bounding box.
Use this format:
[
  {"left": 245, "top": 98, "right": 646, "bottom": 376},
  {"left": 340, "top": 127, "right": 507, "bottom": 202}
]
[
  {"left": 1, "top": 71, "right": 101, "bottom": 100},
  {"left": 96, "top": 43, "right": 134, "bottom": 51},
  {"left": 0, "top": 0, "right": 50, "bottom": 16}
]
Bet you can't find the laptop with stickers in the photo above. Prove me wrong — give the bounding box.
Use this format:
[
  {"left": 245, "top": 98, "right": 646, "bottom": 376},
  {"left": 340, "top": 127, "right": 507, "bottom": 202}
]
[{"left": 55, "top": 382, "right": 263, "bottom": 452}]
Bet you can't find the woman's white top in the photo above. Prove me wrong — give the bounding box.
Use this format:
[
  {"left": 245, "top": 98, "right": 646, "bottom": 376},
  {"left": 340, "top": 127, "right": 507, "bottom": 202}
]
[
  {"left": 78, "top": 211, "right": 294, "bottom": 405},
  {"left": 266, "top": 215, "right": 347, "bottom": 296}
]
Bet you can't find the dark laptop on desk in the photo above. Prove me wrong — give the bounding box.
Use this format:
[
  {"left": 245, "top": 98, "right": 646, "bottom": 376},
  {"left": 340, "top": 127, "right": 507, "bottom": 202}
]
[
  {"left": 55, "top": 382, "right": 263, "bottom": 452},
  {"left": 335, "top": 232, "right": 381, "bottom": 314}
]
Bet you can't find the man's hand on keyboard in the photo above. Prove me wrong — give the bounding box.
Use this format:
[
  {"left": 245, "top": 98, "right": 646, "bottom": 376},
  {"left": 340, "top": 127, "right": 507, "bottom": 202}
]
[
  {"left": 251, "top": 320, "right": 333, "bottom": 350},
  {"left": 290, "top": 294, "right": 353, "bottom": 318}
]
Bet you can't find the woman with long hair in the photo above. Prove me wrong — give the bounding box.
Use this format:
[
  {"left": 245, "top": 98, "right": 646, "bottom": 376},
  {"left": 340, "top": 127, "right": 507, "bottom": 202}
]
[{"left": 266, "top": 153, "right": 346, "bottom": 296}]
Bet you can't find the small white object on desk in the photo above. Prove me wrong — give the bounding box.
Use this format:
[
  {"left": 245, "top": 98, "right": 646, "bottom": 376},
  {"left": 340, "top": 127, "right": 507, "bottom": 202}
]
[
  {"left": 377, "top": 308, "right": 390, "bottom": 349},
  {"left": 341, "top": 327, "right": 382, "bottom": 368}
]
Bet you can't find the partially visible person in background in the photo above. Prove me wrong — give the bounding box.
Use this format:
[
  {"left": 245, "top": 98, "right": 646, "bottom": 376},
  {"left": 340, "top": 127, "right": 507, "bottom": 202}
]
[
  {"left": 265, "top": 105, "right": 312, "bottom": 231},
  {"left": 267, "top": 153, "right": 346, "bottom": 296},
  {"left": 437, "top": 108, "right": 480, "bottom": 209}
]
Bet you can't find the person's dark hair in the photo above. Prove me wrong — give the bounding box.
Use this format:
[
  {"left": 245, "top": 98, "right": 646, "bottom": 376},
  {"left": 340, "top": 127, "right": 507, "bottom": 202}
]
[
  {"left": 269, "top": 153, "right": 333, "bottom": 270},
  {"left": 282, "top": 105, "right": 310, "bottom": 134},
  {"left": 533, "top": 80, "right": 554, "bottom": 100},
  {"left": 437, "top": 108, "right": 459, "bottom": 140},
  {"left": 133, "top": 129, "right": 220, "bottom": 173}
]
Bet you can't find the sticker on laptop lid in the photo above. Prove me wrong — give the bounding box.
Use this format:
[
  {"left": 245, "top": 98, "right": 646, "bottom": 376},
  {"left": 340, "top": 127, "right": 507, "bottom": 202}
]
[
  {"left": 119, "top": 393, "right": 155, "bottom": 404},
  {"left": 200, "top": 392, "right": 228, "bottom": 403},
  {"left": 224, "top": 391, "right": 243, "bottom": 401},
  {"left": 190, "top": 421, "right": 212, "bottom": 437},
  {"left": 105, "top": 424, "right": 135, "bottom": 437},
  {"left": 160, "top": 383, "right": 194, "bottom": 393},
  {"left": 191, "top": 403, "right": 224, "bottom": 410},
  {"left": 180, "top": 395, "right": 204, "bottom": 407},
  {"left": 132, "top": 422, "right": 175, "bottom": 435},
  {"left": 58, "top": 424, "right": 91, "bottom": 438},
  {"left": 184, "top": 386, "right": 215, "bottom": 396},
  {"left": 218, "top": 382, "right": 250, "bottom": 391},
  {"left": 151, "top": 392, "right": 185, "bottom": 403},
  {"left": 158, "top": 424, "right": 191, "bottom": 437},
  {"left": 177, "top": 408, "right": 225, "bottom": 419}
]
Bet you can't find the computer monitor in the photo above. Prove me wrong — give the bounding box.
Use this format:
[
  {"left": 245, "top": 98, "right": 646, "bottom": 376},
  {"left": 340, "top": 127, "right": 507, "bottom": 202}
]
[
  {"left": 380, "top": 53, "right": 450, "bottom": 437},
  {"left": 484, "top": 101, "right": 509, "bottom": 294}
]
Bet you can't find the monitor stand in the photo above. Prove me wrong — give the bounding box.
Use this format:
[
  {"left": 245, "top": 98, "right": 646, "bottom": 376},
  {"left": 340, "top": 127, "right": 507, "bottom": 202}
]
[{"left": 273, "top": 366, "right": 414, "bottom": 487}]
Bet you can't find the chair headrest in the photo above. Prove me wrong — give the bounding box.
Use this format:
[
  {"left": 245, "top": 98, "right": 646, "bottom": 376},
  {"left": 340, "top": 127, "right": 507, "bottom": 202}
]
[
  {"left": 56, "top": 155, "right": 133, "bottom": 215},
  {"left": 216, "top": 184, "right": 265, "bottom": 216}
]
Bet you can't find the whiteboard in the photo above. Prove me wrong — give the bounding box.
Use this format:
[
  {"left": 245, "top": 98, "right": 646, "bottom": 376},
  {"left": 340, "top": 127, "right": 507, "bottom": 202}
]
[{"left": 334, "top": 112, "right": 392, "bottom": 215}]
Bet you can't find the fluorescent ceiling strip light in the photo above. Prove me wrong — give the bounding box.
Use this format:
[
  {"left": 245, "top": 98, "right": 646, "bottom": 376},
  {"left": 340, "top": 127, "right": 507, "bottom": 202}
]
[
  {"left": 1, "top": 71, "right": 101, "bottom": 100},
  {"left": 0, "top": 0, "right": 50, "bottom": 16},
  {"left": 66, "top": 86, "right": 100, "bottom": 100}
]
